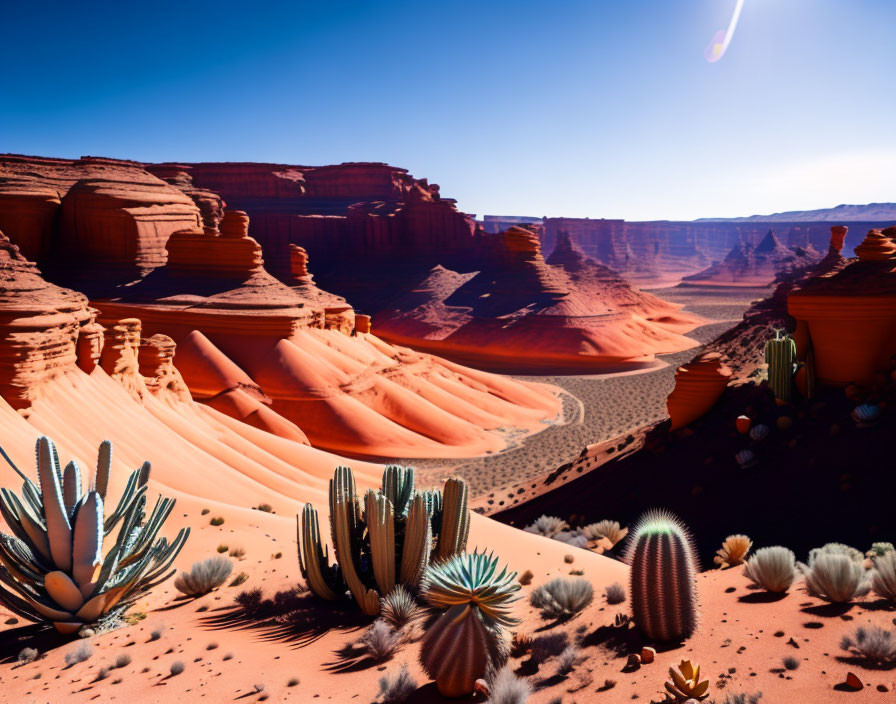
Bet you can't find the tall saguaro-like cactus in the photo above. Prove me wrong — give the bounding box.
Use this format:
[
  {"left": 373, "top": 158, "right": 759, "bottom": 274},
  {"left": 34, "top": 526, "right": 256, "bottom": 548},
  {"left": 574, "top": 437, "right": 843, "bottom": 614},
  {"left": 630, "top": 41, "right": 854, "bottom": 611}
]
[
  {"left": 298, "top": 465, "right": 470, "bottom": 616},
  {"left": 626, "top": 510, "right": 699, "bottom": 642},
  {"left": 764, "top": 329, "right": 797, "bottom": 402},
  {"left": 0, "top": 437, "right": 189, "bottom": 634}
]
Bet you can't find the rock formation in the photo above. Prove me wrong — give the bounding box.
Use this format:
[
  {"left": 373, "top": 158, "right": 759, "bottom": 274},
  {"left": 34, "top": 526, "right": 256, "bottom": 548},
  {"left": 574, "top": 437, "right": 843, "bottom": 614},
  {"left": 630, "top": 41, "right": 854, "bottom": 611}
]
[
  {"left": 372, "top": 227, "right": 702, "bottom": 372},
  {"left": 681, "top": 229, "right": 822, "bottom": 287},
  {"left": 665, "top": 352, "right": 733, "bottom": 430}
]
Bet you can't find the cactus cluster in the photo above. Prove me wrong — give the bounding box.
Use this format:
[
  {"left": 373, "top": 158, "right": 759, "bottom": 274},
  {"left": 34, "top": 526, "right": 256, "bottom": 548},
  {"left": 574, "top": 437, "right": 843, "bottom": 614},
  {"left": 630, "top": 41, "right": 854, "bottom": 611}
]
[
  {"left": 764, "top": 329, "right": 797, "bottom": 402},
  {"left": 626, "top": 510, "right": 699, "bottom": 642},
  {"left": 0, "top": 437, "right": 189, "bottom": 634},
  {"left": 298, "top": 465, "right": 469, "bottom": 615},
  {"left": 420, "top": 551, "right": 520, "bottom": 697}
]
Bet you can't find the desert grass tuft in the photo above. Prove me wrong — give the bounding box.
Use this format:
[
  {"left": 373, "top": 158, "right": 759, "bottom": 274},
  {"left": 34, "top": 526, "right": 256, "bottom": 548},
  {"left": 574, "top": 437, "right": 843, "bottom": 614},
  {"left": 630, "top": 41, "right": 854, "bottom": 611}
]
[{"left": 376, "top": 662, "right": 417, "bottom": 703}]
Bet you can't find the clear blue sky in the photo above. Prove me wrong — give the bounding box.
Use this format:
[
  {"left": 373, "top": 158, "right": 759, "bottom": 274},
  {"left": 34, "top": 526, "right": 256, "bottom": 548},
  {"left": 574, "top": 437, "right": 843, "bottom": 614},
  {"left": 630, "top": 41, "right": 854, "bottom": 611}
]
[{"left": 2, "top": 0, "right": 894, "bottom": 220}]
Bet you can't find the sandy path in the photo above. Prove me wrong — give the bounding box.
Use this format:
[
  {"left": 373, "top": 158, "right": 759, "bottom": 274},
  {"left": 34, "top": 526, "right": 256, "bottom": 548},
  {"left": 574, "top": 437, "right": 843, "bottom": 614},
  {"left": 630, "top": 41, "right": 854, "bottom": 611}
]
[{"left": 404, "top": 287, "right": 769, "bottom": 500}]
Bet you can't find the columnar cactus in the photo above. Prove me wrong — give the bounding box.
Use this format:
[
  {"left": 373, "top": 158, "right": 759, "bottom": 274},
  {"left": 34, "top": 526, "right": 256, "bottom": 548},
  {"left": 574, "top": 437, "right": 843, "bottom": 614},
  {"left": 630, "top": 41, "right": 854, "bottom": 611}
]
[
  {"left": 0, "top": 436, "right": 189, "bottom": 634},
  {"left": 764, "top": 329, "right": 797, "bottom": 402},
  {"left": 626, "top": 510, "right": 699, "bottom": 642},
  {"left": 298, "top": 465, "right": 469, "bottom": 616},
  {"left": 419, "top": 551, "right": 520, "bottom": 697}
]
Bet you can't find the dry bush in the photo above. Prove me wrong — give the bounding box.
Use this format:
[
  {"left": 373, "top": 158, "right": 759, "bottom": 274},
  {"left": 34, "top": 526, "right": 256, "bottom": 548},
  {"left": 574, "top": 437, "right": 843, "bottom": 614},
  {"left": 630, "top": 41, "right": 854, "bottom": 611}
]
[
  {"left": 235, "top": 587, "right": 264, "bottom": 613},
  {"left": 555, "top": 645, "right": 581, "bottom": 675},
  {"left": 715, "top": 534, "right": 753, "bottom": 568},
  {"left": 554, "top": 530, "right": 590, "bottom": 549},
  {"left": 800, "top": 553, "right": 870, "bottom": 603},
  {"left": 840, "top": 625, "right": 896, "bottom": 665},
  {"left": 530, "top": 578, "right": 593, "bottom": 620},
  {"left": 17, "top": 647, "right": 38, "bottom": 663},
  {"left": 605, "top": 582, "right": 626, "bottom": 605},
  {"left": 743, "top": 546, "right": 797, "bottom": 592},
  {"left": 229, "top": 546, "right": 246, "bottom": 559},
  {"left": 524, "top": 515, "right": 569, "bottom": 538},
  {"left": 518, "top": 570, "right": 534, "bottom": 586},
  {"left": 510, "top": 632, "right": 533, "bottom": 658},
  {"left": 64, "top": 643, "right": 93, "bottom": 666},
  {"left": 376, "top": 663, "right": 417, "bottom": 703},
  {"left": 380, "top": 585, "right": 422, "bottom": 629},
  {"left": 487, "top": 665, "right": 531, "bottom": 704},
  {"left": 582, "top": 520, "right": 628, "bottom": 547},
  {"left": 723, "top": 693, "right": 763, "bottom": 704},
  {"left": 871, "top": 551, "right": 896, "bottom": 601},
  {"left": 530, "top": 632, "right": 569, "bottom": 664},
  {"left": 361, "top": 619, "right": 403, "bottom": 662},
  {"left": 230, "top": 572, "right": 249, "bottom": 587},
  {"left": 114, "top": 653, "right": 131, "bottom": 669},
  {"left": 174, "top": 556, "right": 234, "bottom": 596},
  {"left": 782, "top": 656, "right": 799, "bottom": 670},
  {"left": 170, "top": 661, "right": 185, "bottom": 676},
  {"left": 210, "top": 516, "right": 225, "bottom": 526},
  {"left": 216, "top": 544, "right": 229, "bottom": 553}
]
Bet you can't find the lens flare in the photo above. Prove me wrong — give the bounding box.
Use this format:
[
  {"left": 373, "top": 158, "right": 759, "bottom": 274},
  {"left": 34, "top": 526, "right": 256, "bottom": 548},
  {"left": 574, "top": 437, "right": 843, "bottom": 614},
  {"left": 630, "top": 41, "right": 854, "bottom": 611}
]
[{"left": 705, "top": 0, "right": 746, "bottom": 63}]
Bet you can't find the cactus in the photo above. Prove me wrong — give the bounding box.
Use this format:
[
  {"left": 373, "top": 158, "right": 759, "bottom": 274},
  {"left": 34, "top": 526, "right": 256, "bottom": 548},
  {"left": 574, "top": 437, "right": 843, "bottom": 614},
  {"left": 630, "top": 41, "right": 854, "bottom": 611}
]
[
  {"left": 419, "top": 551, "right": 520, "bottom": 697},
  {"left": 298, "top": 466, "right": 469, "bottom": 615},
  {"left": 0, "top": 436, "right": 189, "bottom": 634},
  {"left": 764, "top": 329, "right": 797, "bottom": 402},
  {"left": 626, "top": 510, "right": 699, "bottom": 642}
]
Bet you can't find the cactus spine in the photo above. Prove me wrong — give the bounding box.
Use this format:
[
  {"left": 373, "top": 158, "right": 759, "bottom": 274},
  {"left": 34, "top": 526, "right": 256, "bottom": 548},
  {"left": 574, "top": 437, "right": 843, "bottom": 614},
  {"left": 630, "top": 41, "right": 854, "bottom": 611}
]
[
  {"left": 298, "top": 465, "right": 469, "bottom": 615},
  {"left": 764, "top": 329, "right": 797, "bottom": 402},
  {"left": 626, "top": 510, "right": 699, "bottom": 642},
  {"left": 420, "top": 552, "right": 520, "bottom": 697}
]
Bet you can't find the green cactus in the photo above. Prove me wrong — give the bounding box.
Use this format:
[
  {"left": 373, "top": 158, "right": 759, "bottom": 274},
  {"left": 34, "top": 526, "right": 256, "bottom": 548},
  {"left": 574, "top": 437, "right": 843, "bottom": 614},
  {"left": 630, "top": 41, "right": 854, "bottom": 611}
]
[
  {"left": 0, "top": 436, "right": 189, "bottom": 634},
  {"left": 764, "top": 329, "right": 797, "bottom": 402},
  {"left": 419, "top": 551, "right": 520, "bottom": 697},
  {"left": 298, "top": 466, "right": 469, "bottom": 615},
  {"left": 626, "top": 510, "right": 699, "bottom": 642}
]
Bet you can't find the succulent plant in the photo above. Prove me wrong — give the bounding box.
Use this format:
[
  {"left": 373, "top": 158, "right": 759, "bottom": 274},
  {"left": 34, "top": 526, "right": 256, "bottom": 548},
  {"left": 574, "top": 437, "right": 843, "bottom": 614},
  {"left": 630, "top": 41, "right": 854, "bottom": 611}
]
[
  {"left": 582, "top": 519, "right": 628, "bottom": 548},
  {"left": 714, "top": 534, "right": 752, "bottom": 568},
  {"left": 800, "top": 551, "right": 870, "bottom": 603},
  {"left": 764, "top": 330, "right": 797, "bottom": 402},
  {"left": 743, "top": 546, "right": 797, "bottom": 593},
  {"left": 419, "top": 551, "right": 520, "bottom": 697},
  {"left": 298, "top": 465, "right": 469, "bottom": 615},
  {"left": 626, "top": 510, "right": 699, "bottom": 642},
  {"left": 665, "top": 659, "right": 710, "bottom": 701},
  {"left": 523, "top": 515, "right": 569, "bottom": 538},
  {"left": 0, "top": 436, "right": 189, "bottom": 634}
]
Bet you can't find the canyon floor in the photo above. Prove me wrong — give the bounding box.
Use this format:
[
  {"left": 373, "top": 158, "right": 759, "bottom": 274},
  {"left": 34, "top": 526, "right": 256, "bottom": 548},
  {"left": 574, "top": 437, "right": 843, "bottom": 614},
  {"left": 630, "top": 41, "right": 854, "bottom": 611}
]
[{"left": 405, "top": 286, "right": 770, "bottom": 503}]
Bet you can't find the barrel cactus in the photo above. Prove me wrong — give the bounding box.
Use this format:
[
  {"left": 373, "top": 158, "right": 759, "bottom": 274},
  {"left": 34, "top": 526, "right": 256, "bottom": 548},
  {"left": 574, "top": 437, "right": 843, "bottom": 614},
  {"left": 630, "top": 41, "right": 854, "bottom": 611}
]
[
  {"left": 419, "top": 551, "right": 520, "bottom": 697},
  {"left": 764, "top": 329, "right": 797, "bottom": 402},
  {"left": 0, "top": 436, "right": 189, "bottom": 634},
  {"left": 298, "top": 465, "right": 469, "bottom": 615},
  {"left": 626, "top": 510, "right": 699, "bottom": 642}
]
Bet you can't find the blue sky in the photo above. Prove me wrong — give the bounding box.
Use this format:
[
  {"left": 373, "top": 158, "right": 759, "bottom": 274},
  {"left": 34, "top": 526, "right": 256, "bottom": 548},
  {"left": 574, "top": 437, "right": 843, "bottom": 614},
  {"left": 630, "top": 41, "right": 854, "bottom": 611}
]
[{"left": 2, "top": 0, "right": 894, "bottom": 220}]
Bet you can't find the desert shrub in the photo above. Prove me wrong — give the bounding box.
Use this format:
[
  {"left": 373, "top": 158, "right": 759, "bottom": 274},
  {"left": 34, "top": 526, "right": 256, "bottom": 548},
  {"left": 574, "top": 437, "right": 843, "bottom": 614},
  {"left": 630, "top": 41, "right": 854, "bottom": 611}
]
[
  {"left": 743, "top": 546, "right": 797, "bottom": 592},
  {"left": 149, "top": 626, "right": 163, "bottom": 641},
  {"left": 201, "top": 508, "right": 210, "bottom": 515},
  {"left": 871, "top": 551, "right": 896, "bottom": 601},
  {"left": 114, "top": 653, "right": 132, "bottom": 669},
  {"left": 206, "top": 642, "right": 218, "bottom": 651},
  {"left": 361, "top": 619, "right": 403, "bottom": 662},
  {"left": 582, "top": 520, "right": 627, "bottom": 546},
  {"left": 376, "top": 663, "right": 417, "bottom": 703},
  {"left": 170, "top": 661, "right": 185, "bottom": 676},
  {"left": 380, "top": 585, "right": 422, "bottom": 630},
  {"left": 174, "top": 556, "right": 234, "bottom": 596},
  {"left": 563, "top": 554, "right": 574, "bottom": 564},
  {"left": 867, "top": 542, "right": 895, "bottom": 559},
  {"left": 235, "top": 587, "right": 264, "bottom": 613},
  {"left": 605, "top": 582, "right": 626, "bottom": 604},
  {"left": 800, "top": 553, "right": 870, "bottom": 603},
  {"left": 524, "top": 515, "right": 568, "bottom": 538},
  {"left": 487, "top": 665, "right": 531, "bottom": 704},
  {"left": 782, "top": 656, "right": 800, "bottom": 670},
  {"left": 518, "top": 570, "right": 534, "bottom": 586},
  {"left": 808, "top": 543, "right": 864, "bottom": 565},
  {"left": 723, "top": 693, "right": 763, "bottom": 704},
  {"left": 530, "top": 632, "right": 569, "bottom": 664},
  {"left": 840, "top": 625, "right": 896, "bottom": 665},
  {"left": 64, "top": 642, "right": 93, "bottom": 666},
  {"left": 715, "top": 534, "right": 753, "bottom": 568},
  {"left": 17, "top": 647, "right": 38, "bottom": 663},
  {"left": 210, "top": 516, "right": 225, "bottom": 526},
  {"left": 555, "top": 645, "right": 581, "bottom": 675},
  {"left": 287, "top": 677, "right": 300, "bottom": 686},
  {"left": 529, "top": 578, "right": 593, "bottom": 620},
  {"left": 229, "top": 546, "right": 246, "bottom": 559},
  {"left": 510, "top": 632, "right": 533, "bottom": 658},
  {"left": 217, "top": 544, "right": 229, "bottom": 553},
  {"left": 230, "top": 572, "right": 249, "bottom": 587},
  {"left": 95, "top": 666, "right": 110, "bottom": 681},
  {"left": 554, "top": 530, "right": 590, "bottom": 549},
  {"left": 256, "top": 503, "right": 273, "bottom": 513}
]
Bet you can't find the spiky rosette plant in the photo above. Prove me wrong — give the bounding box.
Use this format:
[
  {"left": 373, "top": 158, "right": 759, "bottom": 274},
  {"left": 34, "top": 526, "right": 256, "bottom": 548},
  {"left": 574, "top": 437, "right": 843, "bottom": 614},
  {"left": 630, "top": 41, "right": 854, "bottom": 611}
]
[
  {"left": 419, "top": 551, "right": 521, "bottom": 697},
  {"left": 0, "top": 436, "right": 189, "bottom": 634},
  {"left": 626, "top": 510, "right": 699, "bottom": 642},
  {"left": 298, "top": 465, "right": 469, "bottom": 616}
]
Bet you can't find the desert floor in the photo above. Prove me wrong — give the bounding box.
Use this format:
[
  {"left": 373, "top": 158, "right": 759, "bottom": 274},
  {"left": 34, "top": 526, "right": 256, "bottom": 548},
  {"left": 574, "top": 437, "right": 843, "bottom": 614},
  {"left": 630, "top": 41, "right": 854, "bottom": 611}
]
[{"left": 407, "top": 286, "right": 770, "bottom": 502}]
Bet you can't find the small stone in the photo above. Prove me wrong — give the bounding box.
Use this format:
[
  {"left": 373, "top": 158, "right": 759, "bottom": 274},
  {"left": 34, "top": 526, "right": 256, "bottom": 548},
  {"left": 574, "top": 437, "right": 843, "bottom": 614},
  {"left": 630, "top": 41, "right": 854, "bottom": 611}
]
[
  {"left": 640, "top": 647, "right": 656, "bottom": 664},
  {"left": 877, "top": 685, "right": 888, "bottom": 693},
  {"left": 625, "top": 653, "right": 641, "bottom": 671},
  {"left": 845, "top": 672, "right": 863, "bottom": 691}
]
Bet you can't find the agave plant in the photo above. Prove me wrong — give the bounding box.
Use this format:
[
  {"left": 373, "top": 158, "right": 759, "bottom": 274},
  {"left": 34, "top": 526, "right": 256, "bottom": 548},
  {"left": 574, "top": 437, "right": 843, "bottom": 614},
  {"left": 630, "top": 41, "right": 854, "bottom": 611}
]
[
  {"left": 419, "top": 551, "right": 521, "bottom": 697},
  {"left": 0, "top": 436, "right": 189, "bottom": 634},
  {"left": 298, "top": 465, "right": 469, "bottom": 615},
  {"left": 665, "top": 659, "right": 710, "bottom": 701}
]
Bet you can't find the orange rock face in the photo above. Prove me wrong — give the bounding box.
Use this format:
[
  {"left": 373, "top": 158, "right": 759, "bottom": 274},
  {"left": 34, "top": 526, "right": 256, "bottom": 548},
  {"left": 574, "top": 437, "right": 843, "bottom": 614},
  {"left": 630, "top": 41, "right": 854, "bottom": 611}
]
[
  {"left": 666, "top": 352, "right": 733, "bottom": 430},
  {"left": 372, "top": 229, "right": 703, "bottom": 372},
  {"left": 854, "top": 228, "right": 896, "bottom": 262}
]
